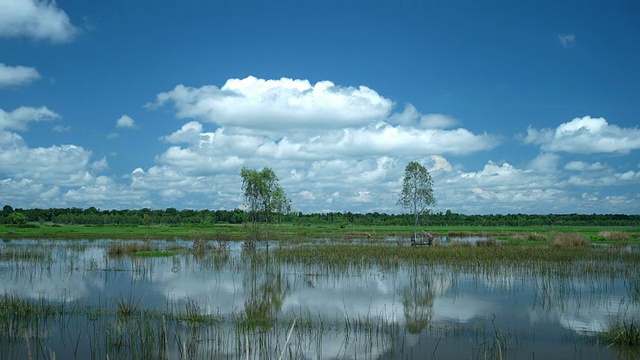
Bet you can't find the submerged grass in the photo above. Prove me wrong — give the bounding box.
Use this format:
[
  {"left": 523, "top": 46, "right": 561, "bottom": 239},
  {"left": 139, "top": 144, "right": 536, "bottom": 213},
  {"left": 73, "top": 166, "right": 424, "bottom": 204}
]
[
  {"left": 273, "top": 243, "right": 640, "bottom": 278},
  {"left": 605, "top": 319, "right": 640, "bottom": 347},
  {"left": 0, "top": 248, "right": 50, "bottom": 261},
  {"left": 0, "top": 294, "right": 61, "bottom": 318},
  {"left": 171, "top": 300, "right": 223, "bottom": 325}
]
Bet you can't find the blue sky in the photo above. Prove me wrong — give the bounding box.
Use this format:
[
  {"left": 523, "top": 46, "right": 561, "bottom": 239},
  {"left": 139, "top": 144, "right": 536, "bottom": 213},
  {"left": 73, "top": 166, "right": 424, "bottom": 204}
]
[{"left": 1, "top": 0, "right": 639, "bottom": 214}]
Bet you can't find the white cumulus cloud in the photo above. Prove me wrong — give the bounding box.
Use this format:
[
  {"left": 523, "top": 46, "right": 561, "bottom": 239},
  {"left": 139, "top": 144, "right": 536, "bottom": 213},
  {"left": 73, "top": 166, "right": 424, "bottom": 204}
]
[
  {"left": 389, "top": 104, "right": 458, "bottom": 129},
  {"left": 524, "top": 116, "right": 640, "bottom": 154},
  {"left": 116, "top": 114, "right": 137, "bottom": 129},
  {"left": 0, "top": 63, "right": 41, "bottom": 86},
  {"left": 0, "top": 0, "right": 78, "bottom": 43},
  {"left": 0, "top": 106, "right": 60, "bottom": 131},
  {"left": 0, "top": 131, "right": 94, "bottom": 186},
  {"left": 149, "top": 76, "right": 394, "bottom": 129}
]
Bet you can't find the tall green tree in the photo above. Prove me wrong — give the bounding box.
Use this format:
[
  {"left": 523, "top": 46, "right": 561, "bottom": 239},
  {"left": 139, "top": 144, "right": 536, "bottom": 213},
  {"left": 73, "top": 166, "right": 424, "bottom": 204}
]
[
  {"left": 240, "top": 167, "right": 290, "bottom": 243},
  {"left": 397, "top": 161, "right": 436, "bottom": 240}
]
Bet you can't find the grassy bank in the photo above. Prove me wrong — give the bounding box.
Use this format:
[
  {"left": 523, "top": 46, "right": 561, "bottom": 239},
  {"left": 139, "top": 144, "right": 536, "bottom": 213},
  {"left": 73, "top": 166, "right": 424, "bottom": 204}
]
[{"left": 1, "top": 223, "right": 639, "bottom": 243}]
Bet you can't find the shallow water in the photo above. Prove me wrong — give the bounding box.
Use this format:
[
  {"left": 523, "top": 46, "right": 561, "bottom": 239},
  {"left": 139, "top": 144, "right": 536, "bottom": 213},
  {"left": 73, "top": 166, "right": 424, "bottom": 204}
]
[{"left": 0, "top": 239, "right": 638, "bottom": 359}]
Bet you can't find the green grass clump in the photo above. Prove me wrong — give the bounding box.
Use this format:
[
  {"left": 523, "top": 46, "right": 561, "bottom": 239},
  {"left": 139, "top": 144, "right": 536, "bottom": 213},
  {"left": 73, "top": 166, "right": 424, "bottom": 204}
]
[
  {"left": 605, "top": 319, "right": 640, "bottom": 347},
  {"left": 0, "top": 294, "right": 60, "bottom": 318},
  {"left": 552, "top": 233, "right": 590, "bottom": 247},
  {"left": 172, "top": 301, "right": 223, "bottom": 325},
  {"left": 114, "top": 293, "right": 144, "bottom": 317},
  {"left": 132, "top": 250, "right": 180, "bottom": 257}
]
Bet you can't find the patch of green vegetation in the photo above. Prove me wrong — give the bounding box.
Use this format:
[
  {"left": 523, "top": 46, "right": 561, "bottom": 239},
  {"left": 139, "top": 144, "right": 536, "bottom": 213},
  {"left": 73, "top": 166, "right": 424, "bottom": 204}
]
[
  {"left": 132, "top": 250, "right": 181, "bottom": 257},
  {"left": 171, "top": 301, "right": 223, "bottom": 325},
  {"left": 0, "top": 294, "right": 61, "bottom": 318}
]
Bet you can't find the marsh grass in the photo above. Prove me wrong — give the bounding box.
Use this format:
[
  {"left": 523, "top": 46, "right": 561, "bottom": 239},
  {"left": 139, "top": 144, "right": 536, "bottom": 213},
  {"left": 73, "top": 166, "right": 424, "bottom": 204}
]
[
  {"left": 168, "top": 300, "right": 223, "bottom": 325},
  {"left": 274, "top": 244, "right": 640, "bottom": 277},
  {"left": 599, "top": 231, "right": 631, "bottom": 242},
  {"left": 552, "top": 233, "right": 590, "bottom": 247},
  {"left": 476, "top": 238, "right": 500, "bottom": 247},
  {"left": 451, "top": 240, "right": 473, "bottom": 247},
  {"left": 107, "top": 241, "right": 153, "bottom": 257},
  {"left": 132, "top": 250, "right": 180, "bottom": 257},
  {"left": 114, "top": 293, "right": 145, "bottom": 317},
  {"left": 512, "top": 232, "right": 548, "bottom": 242},
  {"left": 343, "top": 231, "right": 375, "bottom": 241},
  {"left": 605, "top": 319, "right": 640, "bottom": 347},
  {"left": 0, "top": 248, "right": 49, "bottom": 261},
  {"left": 0, "top": 294, "right": 60, "bottom": 319},
  {"left": 193, "top": 235, "right": 230, "bottom": 256}
]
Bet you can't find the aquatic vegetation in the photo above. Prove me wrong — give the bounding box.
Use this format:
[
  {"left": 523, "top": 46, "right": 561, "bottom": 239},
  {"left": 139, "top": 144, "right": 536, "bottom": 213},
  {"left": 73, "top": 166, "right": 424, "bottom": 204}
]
[
  {"left": 512, "top": 232, "right": 548, "bottom": 242},
  {"left": 552, "top": 232, "right": 590, "bottom": 247},
  {"left": 0, "top": 294, "right": 60, "bottom": 319},
  {"left": 107, "top": 241, "right": 153, "bottom": 257},
  {"left": 599, "top": 231, "right": 631, "bottom": 242},
  {"left": 114, "top": 293, "right": 145, "bottom": 317},
  {"left": 451, "top": 240, "right": 473, "bottom": 247},
  {"left": 192, "top": 236, "right": 229, "bottom": 254},
  {"left": 132, "top": 249, "right": 180, "bottom": 257},
  {"left": 0, "top": 248, "right": 49, "bottom": 261},
  {"left": 476, "top": 238, "right": 500, "bottom": 247},
  {"left": 605, "top": 319, "right": 640, "bottom": 347},
  {"left": 170, "top": 300, "right": 223, "bottom": 324}
]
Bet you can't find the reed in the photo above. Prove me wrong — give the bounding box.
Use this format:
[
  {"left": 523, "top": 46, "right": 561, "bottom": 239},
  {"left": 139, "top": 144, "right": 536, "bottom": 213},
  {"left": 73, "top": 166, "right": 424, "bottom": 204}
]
[
  {"left": 0, "top": 248, "right": 50, "bottom": 261},
  {"left": 552, "top": 233, "right": 590, "bottom": 247},
  {"left": 605, "top": 319, "right": 640, "bottom": 347},
  {"left": 599, "top": 231, "right": 631, "bottom": 242},
  {"left": 476, "top": 238, "right": 500, "bottom": 247},
  {"left": 512, "top": 232, "right": 548, "bottom": 242},
  {"left": 107, "top": 241, "right": 153, "bottom": 257},
  {"left": 114, "top": 293, "right": 144, "bottom": 317},
  {"left": 170, "top": 300, "right": 223, "bottom": 324}
]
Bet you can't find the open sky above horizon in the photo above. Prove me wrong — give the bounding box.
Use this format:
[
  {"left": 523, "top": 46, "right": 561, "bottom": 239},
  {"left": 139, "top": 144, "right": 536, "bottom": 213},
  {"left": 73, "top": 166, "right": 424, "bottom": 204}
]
[{"left": 1, "top": 0, "right": 639, "bottom": 214}]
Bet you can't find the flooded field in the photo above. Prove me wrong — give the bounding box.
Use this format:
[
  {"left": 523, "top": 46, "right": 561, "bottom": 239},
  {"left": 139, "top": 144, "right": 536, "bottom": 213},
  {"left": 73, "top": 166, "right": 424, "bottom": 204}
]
[{"left": 1, "top": 238, "right": 639, "bottom": 359}]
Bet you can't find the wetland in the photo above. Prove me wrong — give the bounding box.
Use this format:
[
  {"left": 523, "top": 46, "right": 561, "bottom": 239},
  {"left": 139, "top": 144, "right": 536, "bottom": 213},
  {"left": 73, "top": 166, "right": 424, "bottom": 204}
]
[{"left": 1, "top": 227, "right": 639, "bottom": 359}]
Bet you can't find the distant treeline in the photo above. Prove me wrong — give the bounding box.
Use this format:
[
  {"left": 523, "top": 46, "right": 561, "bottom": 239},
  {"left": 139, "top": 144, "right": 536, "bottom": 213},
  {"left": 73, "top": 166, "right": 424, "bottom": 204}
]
[{"left": 1, "top": 205, "right": 638, "bottom": 227}]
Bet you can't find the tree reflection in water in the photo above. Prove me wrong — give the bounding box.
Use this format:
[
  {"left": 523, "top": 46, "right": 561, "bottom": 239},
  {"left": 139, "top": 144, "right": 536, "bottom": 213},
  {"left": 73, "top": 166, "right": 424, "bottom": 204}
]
[
  {"left": 240, "top": 247, "right": 291, "bottom": 330},
  {"left": 402, "top": 265, "right": 449, "bottom": 334}
]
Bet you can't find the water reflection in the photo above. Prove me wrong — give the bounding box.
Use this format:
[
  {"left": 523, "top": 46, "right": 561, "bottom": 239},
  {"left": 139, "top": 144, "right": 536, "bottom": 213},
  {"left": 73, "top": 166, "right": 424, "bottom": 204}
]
[{"left": 0, "top": 240, "right": 638, "bottom": 359}]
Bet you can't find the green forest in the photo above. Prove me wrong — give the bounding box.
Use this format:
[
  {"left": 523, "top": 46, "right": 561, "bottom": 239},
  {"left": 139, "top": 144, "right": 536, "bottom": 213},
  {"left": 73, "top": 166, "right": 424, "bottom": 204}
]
[{"left": 1, "top": 205, "right": 638, "bottom": 227}]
